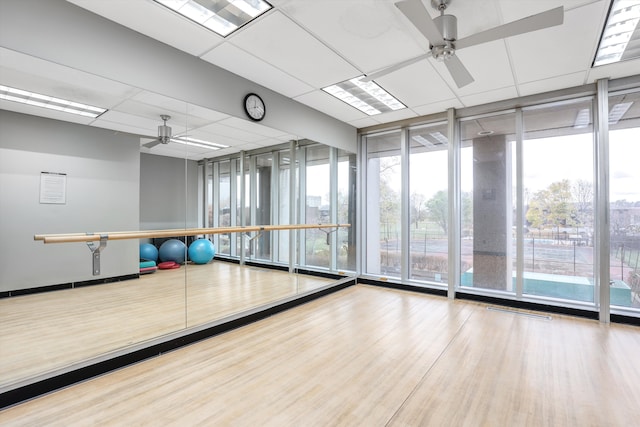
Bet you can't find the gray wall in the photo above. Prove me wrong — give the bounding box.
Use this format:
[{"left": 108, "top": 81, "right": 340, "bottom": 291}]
[
  {"left": 140, "top": 153, "right": 198, "bottom": 231},
  {"left": 0, "top": 111, "right": 140, "bottom": 292}
]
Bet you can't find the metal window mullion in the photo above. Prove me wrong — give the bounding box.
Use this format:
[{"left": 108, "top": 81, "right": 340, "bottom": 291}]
[
  {"left": 357, "top": 134, "right": 365, "bottom": 275},
  {"left": 596, "top": 79, "right": 611, "bottom": 323},
  {"left": 515, "top": 108, "right": 524, "bottom": 298},
  {"left": 230, "top": 158, "right": 238, "bottom": 257},
  {"left": 447, "top": 108, "right": 460, "bottom": 299},
  {"left": 272, "top": 150, "right": 279, "bottom": 263},
  {"left": 330, "top": 147, "right": 338, "bottom": 271},
  {"left": 401, "top": 128, "right": 410, "bottom": 281},
  {"left": 239, "top": 152, "right": 246, "bottom": 264},
  {"left": 212, "top": 161, "right": 219, "bottom": 250},
  {"left": 289, "top": 141, "right": 297, "bottom": 272},
  {"left": 250, "top": 154, "right": 257, "bottom": 227},
  {"left": 298, "top": 146, "right": 307, "bottom": 266}
]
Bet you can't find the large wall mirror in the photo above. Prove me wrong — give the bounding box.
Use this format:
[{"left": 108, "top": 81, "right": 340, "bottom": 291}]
[{"left": 0, "top": 93, "right": 356, "bottom": 395}]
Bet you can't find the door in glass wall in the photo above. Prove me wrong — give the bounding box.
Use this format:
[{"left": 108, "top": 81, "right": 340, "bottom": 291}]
[
  {"left": 609, "top": 90, "right": 640, "bottom": 312},
  {"left": 460, "top": 113, "right": 516, "bottom": 291},
  {"left": 365, "top": 131, "right": 402, "bottom": 278},
  {"left": 409, "top": 123, "right": 448, "bottom": 285},
  {"left": 522, "top": 100, "right": 594, "bottom": 303},
  {"left": 305, "top": 145, "right": 331, "bottom": 269}
]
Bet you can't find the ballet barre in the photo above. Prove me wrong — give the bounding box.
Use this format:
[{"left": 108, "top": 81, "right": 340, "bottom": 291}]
[{"left": 34, "top": 224, "right": 350, "bottom": 275}]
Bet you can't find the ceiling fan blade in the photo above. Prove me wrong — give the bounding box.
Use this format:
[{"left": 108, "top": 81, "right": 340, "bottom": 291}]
[
  {"left": 444, "top": 55, "right": 474, "bottom": 88},
  {"left": 362, "top": 53, "right": 432, "bottom": 82},
  {"left": 395, "top": 0, "right": 444, "bottom": 45},
  {"left": 456, "top": 6, "right": 563, "bottom": 50},
  {"left": 143, "top": 138, "right": 162, "bottom": 149}
]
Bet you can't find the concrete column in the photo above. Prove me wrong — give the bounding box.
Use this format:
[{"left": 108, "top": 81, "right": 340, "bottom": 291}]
[{"left": 472, "top": 135, "right": 512, "bottom": 289}]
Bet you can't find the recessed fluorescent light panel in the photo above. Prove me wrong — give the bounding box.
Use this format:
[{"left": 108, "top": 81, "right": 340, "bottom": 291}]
[
  {"left": 154, "top": 0, "right": 272, "bottom": 37},
  {"left": 593, "top": 0, "right": 640, "bottom": 66},
  {"left": 573, "top": 108, "right": 591, "bottom": 129},
  {"left": 0, "top": 85, "right": 107, "bottom": 118},
  {"left": 172, "top": 135, "right": 229, "bottom": 150},
  {"left": 322, "top": 76, "right": 406, "bottom": 116},
  {"left": 608, "top": 101, "right": 633, "bottom": 124}
]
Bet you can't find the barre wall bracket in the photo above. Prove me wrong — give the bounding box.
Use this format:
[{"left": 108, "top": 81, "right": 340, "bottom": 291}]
[{"left": 86, "top": 234, "right": 108, "bottom": 276}]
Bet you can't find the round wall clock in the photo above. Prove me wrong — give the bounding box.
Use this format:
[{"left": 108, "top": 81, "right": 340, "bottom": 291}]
[{"left": 244, "top": 93, "right": 265, "bottom": 121}]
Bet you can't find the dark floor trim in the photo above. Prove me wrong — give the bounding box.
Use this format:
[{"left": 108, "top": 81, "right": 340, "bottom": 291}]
[
  {"left": 610, "top": 313, "right": 640, "bottom": 326},
  {"left": 358, "top": 277, "right": 448, "bottom": 297},
  {"left": 1, "top": 274, "right": 139, "bottom": 299},
  {"left": 455, "top": 291, "right": 600, "bottom": 320},
  {"left": 0, "top": 277, "right": 356, "bottom": 409}
]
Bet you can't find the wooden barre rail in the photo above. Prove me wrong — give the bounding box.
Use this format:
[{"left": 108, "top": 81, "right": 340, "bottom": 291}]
[{"left": 35, "top": 224, "right": 350, "bottom": 244}]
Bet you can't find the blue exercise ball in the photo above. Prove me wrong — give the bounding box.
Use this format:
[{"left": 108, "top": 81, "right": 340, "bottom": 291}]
[
  {"left": 139, "top": 243, "right": 158, "bottom": 262},
  {"left": 188, "top": 239, "right": 215, "bottom": 264},
  {"left": 159, "top": 239, "right": 186, "bottom": 264}
]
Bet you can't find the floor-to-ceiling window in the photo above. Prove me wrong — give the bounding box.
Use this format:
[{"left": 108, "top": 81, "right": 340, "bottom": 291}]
[
  {"left": 409, "top": 122, "right": 449, "bottom": 285},
  {"left": 364, "top": 130, "right": 402, "bottom": 278},
  {"left": 218, "top": 160, "right": 232, "bottom": 256},
  {"left": 337, "top": 149, "right": 356, "bottom": 272},
  {"left": 304, "top": 145, "right": 331, "bottom": 269},
  {"left": 609, "top": 89, "right": 640, "bottom": 313},
  {"left": 521, "top": 99, "right": 595, "bottom": 304}
]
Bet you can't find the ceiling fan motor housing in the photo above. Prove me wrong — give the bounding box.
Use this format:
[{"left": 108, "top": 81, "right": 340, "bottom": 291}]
[
  {"left": 158, "top": 124, "right": 172, "bottom": 143},
  {"left": 434, "top": 14, "right": 457, "bottom": 42}
]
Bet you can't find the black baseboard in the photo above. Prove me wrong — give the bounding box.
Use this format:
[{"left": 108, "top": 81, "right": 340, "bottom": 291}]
[
  {"left": 357, "top": 278, "right": 640, "bottom": 325},
  {"left": 455, "top": 291, "right": 599, "bottom": 320},
  {"left": 610, "top": 313, "right": 640, "bottom": 326},
  {"left": 0, "top": 277, "right": 356, "bottom": 409},
  {"left": 358, "top": 277, "right": 448, "bottom": 297},
  {"left": 2, "top": 274, "right": 140, "bottom": 299}
]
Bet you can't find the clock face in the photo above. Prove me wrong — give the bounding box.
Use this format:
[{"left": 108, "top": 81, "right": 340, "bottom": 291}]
[{"left": 244, "top": 93, "right": 265, "bottom": 121}]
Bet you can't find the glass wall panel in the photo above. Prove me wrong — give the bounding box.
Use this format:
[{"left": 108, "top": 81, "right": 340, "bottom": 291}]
[
  {"left": 218, "top": 160, "right": 231, "bottom": 256},
  {"left": 522, "top": 100, "right": 595, "bottom": 303},
  {"left": 305, "top": 145, "right": 331, "bottom": 269},
  {"left": 255, "top": 153, "right": 273, "bottom": 261},
  {"left": 278, "top": 149, "right": 292, "bottom": 264},
  {"left": 365, "top": 131, "right": 402, "bottom": 277},
  {"left": 337, "top": 149, "right": 357, "bottom": 272},
  {"left": 609, "top": 89, "right": 640, "bottom": 311},
  {"left": 409, "top": 122, "right": 448, "bottom": 284},
  {"left": 460, "top": 113, "right": 516, "bottom": 291}
]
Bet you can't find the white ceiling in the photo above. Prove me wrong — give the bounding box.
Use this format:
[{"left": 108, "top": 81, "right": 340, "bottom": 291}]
[{"left": 1, "top": 0, "right": 639, "bottom": 160}]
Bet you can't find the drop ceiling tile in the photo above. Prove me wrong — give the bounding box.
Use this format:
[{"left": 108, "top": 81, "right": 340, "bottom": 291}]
[
  {"left": 348, "top": 116, "right": 381, "bottom": 129},
  {"left": 412, "top": 99, "right": 464, "bottom": 117},
  {"left": 588, "top": 59, "right": 640, "bottom": 82},
  {"left": 459, "top": 86, "right": 519, "bottom": 108},
  {"left": 508, "top": 1, "right": 607, "bottom": 84},
  {"left": 272, "top": 0, "right": 425, "bottom": 73},
  {"left": 198, "top": 122, "right": 268, "bottom": 143},
  {"left": 293, "top": 90, "right": 369, "bottom": 123},
  {"left": 517, "top": 71, "right": 587, "bottom": 97},
  {"left": 228, "top": 10, "right": 361, "bottom": 88},
  {"left": 201, "top": 42, "right": 314, "bottom": 98},
  {"left": 0, "top": 100, "right": 96, "bottom": 126},
  {"left": 218, "top": 118, "right": 293, "bottom": 142},
  {"left": 374, "top": 59, "right": 455, "bottom": 108},
  {"left": 66, "top": 0, "right": 223, "bottom": 56},
  {"left": 0, "top": 48, "right": 140, "bottom": 107}
]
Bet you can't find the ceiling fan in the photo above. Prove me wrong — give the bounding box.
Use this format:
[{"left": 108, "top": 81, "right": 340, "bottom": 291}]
[
  {"left": 364, "top": 0, "right": 564, "bottom": 88},
  {"left": 143, "top": 114, "right": 172, "bottom": 149}
]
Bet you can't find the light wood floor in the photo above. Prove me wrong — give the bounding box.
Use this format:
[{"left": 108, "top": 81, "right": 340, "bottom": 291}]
[
  {"left": 0, "top": 262, "right": 333, "bottom": 386},
  {"left": 1, "top": 284, "right": 638, "bottom": 426}
]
